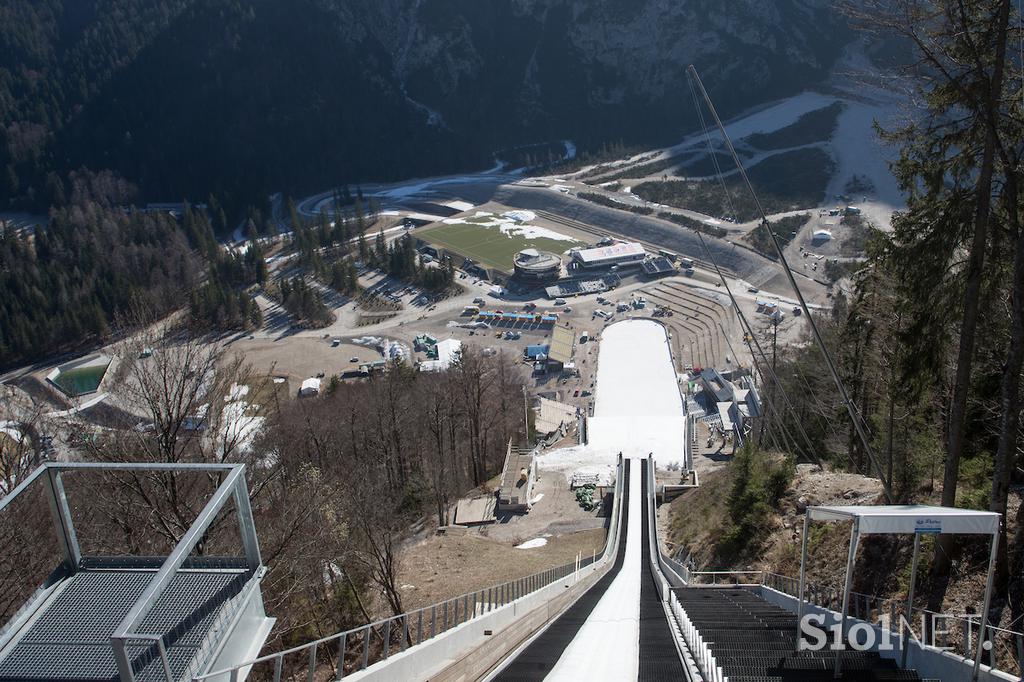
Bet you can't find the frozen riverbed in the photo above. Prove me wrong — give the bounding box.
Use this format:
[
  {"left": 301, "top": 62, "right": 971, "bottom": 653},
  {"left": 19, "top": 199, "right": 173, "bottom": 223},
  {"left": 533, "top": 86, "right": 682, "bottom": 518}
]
[{"left": 539, "top": 319, "right": 687, "bottom": 474}]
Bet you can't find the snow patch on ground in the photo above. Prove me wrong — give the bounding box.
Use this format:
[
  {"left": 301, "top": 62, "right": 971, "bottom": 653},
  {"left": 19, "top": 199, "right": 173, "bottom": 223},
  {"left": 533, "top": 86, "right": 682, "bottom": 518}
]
[
  {"left": 352, "top": 336, "right": 383, "bottom": 346},
  {"left": 515, "top": 538, "right": 548, "bottom": 549},
  {"left": 405, "top": 212, "right": 450, "bottom": 222},
  {"left": 225, "top": 383, "right": 250, "bottom": 401},
  {"left": 715, "top": 91, "right": 839, "bottom": 143},
  {"left": 679, "top": 83, "right": 905, "bottom": 230},
  {"left": 500, "top": 223, "right": 575, "bottom": 241},
  {"left": 503, "top": 210, "right": 536, "bottom": 222},
  {"left": 537, "top": 446, "right": 616, "bottom": 484},
  {"left": 440, "top": 211, "right": 578, "bottom": 243},
  {"left": 562, "top": 140, "right": 577, "bottom": 161},
  {"left": 352, "top": 336, "right": 409, "bottom": 361},
  {"left": 222, "top": 401, "right": 264, "bottom": 454},
  {"left": 825, "top": 95, "right": 906, "bottom": 231},
  {"left": 0, "top": 421, "right": 26, "bottom": 445}
]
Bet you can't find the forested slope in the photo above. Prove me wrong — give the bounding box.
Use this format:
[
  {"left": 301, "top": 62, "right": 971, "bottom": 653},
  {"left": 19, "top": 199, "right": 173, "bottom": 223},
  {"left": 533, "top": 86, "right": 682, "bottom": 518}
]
[{"left": 0, "top": 0, "right": 848, "bottom": 213}]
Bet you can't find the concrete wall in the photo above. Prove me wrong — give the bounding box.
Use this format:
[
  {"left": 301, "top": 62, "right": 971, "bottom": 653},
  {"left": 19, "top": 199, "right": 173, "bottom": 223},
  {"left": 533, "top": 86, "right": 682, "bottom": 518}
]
[
  {"left": 758, "top": 585, "right": 1017, "bottom": 682},
  {"left": 204, "top": 579, "right": 276, "bottom": 682},
  {"left": 344, "top": 564, "right": 608, "bottom": 682}
]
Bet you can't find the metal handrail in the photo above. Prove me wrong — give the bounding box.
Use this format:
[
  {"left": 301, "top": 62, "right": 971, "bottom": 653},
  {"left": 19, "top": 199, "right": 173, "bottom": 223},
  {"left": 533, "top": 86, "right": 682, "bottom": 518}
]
[
  {"left": 198, "top": 561, "right": 590, "bottom": 681},
  {"left": 110, "top": 465, "right": 260, "bottom": 681},
  {"left": 680, "top": 567, "right": 1024, "bottom": 676},
  {"left": 197, "top": 456, "right": 629, "bottom": 681},
  {"left": 761, "top": 570, "right": 1024, "bottom": 677},
  {"left": 689, "top": 569, "right": 763, "bottom": 585},
  {"left": 0, "top": 462, "right": 262, "bottom": 682},
  {"left": 184, "top": 569, "right": 267, "bottom": 680},
  {"left": 669, "top": 590, "right": 726, "bottom": 682}
]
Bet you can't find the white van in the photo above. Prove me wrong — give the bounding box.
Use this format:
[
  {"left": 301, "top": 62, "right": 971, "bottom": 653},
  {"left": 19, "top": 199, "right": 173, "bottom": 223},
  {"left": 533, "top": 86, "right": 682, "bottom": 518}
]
[{"left": 554, "top": 298, "right": 567, "bottom": 306}]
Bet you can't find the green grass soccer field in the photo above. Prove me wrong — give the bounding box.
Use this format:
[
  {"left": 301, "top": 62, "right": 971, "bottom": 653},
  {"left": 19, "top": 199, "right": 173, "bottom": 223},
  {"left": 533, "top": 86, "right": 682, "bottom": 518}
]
[{"left": 419, "top": 222, "right": 583, "bottom": 271}]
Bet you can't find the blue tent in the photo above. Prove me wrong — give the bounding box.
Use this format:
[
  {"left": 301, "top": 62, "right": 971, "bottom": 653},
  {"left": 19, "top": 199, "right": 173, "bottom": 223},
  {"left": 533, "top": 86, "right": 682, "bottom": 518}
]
[{"left": 524, "top": 344, "right": 550, "bottom": 360}]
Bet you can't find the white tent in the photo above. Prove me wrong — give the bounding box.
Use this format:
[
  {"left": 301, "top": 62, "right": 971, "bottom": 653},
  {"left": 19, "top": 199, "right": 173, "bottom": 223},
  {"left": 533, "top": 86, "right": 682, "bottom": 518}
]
[
  {"left": 298, "top": 377, "right": 321, "bottom": 397},
  {"left": 435, "top": 339, "right": 462, "bottom": 368},
  {"left": 797, "top": 505, "right": 1000, "bottom": 679}
]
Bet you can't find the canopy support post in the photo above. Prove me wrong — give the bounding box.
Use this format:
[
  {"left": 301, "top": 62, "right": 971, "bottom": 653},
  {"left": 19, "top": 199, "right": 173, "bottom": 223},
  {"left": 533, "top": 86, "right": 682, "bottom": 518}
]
[
  {"left": 796, "top": 514, "right": 810, "bottom": 648},
  {"left": 902, "top": 533, "right": 921, "bottom": 669},
  {"left": 834, "top": 519, "right": 860, "bottom": 678},
  {"left": 972, "top": 532, "right": 999, "bottom": 681}
]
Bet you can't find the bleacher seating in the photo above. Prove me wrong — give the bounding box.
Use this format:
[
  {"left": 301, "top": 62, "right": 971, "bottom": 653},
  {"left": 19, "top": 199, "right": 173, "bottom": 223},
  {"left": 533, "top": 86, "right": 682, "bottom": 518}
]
[
  {"left": 644, "top": 281, "right": 733, "bottom": 369},
  {"left": 673, "top": 588, "right": 923, "bottom": 682}
]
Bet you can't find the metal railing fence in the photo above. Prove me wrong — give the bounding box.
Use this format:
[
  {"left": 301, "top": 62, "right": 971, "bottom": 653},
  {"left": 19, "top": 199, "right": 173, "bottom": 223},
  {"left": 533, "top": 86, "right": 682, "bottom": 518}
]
[
  {"left": 684, "top": 568, "right": 1024, "bottom": 678},
  {"left": 197, "top": 457, "right": 628, "bottom": 681}
]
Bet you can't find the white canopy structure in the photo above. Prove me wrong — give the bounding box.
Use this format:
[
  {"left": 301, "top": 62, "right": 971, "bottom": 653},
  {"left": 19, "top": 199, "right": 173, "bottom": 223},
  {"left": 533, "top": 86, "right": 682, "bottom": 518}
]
[
  {"left": 808, "top": 505, "right": 999, "bottom": 536},
  {"left": 796, "top": 504, "right": 1001, "bottom": 680}
]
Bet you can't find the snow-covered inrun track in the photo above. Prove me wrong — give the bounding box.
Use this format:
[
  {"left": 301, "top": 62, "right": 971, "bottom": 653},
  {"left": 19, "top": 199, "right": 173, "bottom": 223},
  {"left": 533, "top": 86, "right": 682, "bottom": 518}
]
[
  {"left": 543, "top": 458, "right": 643, "bottom": 680},
  {"left": 493, "top": 321, "right": 690, "bottom": 680},
  {"left": 539, "top": 319, "right": 688, "bottom": 475},
  {"left": 493, "top": 459, "right": 686, "bottom": 681}
]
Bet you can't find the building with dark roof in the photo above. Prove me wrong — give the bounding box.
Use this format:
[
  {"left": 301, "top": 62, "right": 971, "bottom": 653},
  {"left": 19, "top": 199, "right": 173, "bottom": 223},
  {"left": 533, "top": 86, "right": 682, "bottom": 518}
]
[{"left": 641, "top": 256, "right": 676, "bottom": 277}]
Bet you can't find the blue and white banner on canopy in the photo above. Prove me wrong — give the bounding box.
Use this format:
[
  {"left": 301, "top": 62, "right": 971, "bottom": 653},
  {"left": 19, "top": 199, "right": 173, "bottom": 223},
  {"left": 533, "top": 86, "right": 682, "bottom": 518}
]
[{"left": 806, "top": 505, "right": 999, "bottom": 536}]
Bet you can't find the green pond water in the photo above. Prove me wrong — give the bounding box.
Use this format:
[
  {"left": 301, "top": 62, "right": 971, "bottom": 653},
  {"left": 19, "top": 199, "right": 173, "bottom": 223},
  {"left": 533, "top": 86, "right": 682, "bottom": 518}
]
[{"left": 53, "top": 363, "right": 108, "bottom": 396}]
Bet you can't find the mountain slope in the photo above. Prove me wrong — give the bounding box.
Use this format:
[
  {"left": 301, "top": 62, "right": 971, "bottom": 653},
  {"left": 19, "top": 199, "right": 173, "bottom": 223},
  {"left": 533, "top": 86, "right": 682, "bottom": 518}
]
[{"left": 0, "top": 0, "right": 850, "bottom": 212}]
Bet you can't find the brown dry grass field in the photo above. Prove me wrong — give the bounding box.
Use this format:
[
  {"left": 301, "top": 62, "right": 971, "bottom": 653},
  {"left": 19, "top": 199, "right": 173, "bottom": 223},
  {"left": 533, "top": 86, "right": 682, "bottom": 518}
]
[{"left": 394, "top": 528, "right": 606, "bottom": 612}]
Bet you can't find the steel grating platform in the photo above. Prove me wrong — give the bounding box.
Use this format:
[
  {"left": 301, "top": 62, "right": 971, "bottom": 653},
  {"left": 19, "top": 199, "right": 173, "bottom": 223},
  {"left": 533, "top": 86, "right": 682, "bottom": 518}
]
[
  {"left": 0, "top": 567, "right": 250, "bottom": 682},
  {"left": 638, "top": 463, "right": 686, "bottom": 681},
  {"left": 494, "top": 462, "right": 632, "bottom": 681}
]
